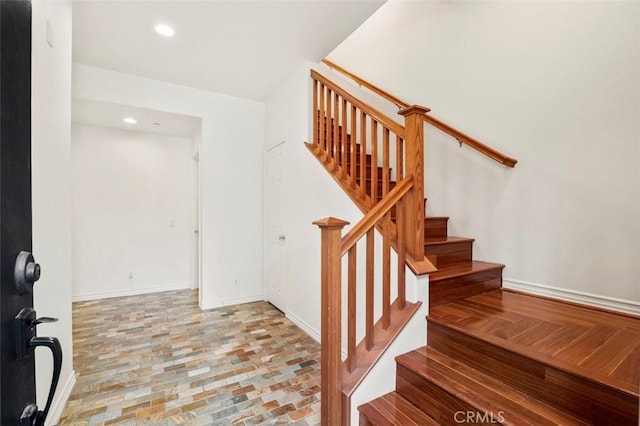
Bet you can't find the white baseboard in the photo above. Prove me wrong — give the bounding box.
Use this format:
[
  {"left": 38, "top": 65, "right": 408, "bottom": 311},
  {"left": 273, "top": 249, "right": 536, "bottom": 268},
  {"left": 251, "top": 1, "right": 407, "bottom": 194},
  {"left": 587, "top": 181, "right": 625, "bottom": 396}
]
[
  {"left": 199, "top": 294, "right": 264, "bottom": 310},
  {"left": 72, "top": 283, "right": 191, "bottom": 302},
  {"left": 46, "top": 370, "right": 76, "bottom": 426},
  {"left": 286, "top": 311, "right": 320, "bottom": 344},
  {"left": 503, "top": 278, "right": 640, "bottom": 316},
  {"left": 285, "top": 311, "right": 348, "bottom": 358}
]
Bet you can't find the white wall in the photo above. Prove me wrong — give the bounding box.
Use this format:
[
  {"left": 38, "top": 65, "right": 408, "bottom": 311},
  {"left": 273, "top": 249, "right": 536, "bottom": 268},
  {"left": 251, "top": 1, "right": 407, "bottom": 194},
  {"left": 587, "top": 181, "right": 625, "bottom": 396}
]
[
  {"left": 327, "top": 1, "right": 640, "bottom": 308},
  {"left": 31, "top": 0, "right": 76, "bottom": 423},
  {"left": 73, "top": 64, "right": 265, "bottom": 309},
  {"left": 71, "top": 125, "right": 193, "bottom": 299}
]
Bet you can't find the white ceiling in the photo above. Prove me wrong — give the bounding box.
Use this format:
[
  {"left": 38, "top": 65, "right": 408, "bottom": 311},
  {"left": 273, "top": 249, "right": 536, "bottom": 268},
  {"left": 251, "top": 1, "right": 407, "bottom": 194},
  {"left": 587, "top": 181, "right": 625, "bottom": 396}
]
[
  {"left": 72, "top": 98, "right": 201, "bottom": 138},
  {"left": 72, "top": 0, "right": 385, "bottom": 101}
]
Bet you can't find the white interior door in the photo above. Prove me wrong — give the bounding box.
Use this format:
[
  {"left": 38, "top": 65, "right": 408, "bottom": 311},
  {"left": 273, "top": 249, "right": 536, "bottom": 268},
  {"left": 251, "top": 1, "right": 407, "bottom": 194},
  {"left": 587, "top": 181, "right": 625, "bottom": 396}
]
[{"left": 265, "top": 142, "right": 287, "bottom": 312}]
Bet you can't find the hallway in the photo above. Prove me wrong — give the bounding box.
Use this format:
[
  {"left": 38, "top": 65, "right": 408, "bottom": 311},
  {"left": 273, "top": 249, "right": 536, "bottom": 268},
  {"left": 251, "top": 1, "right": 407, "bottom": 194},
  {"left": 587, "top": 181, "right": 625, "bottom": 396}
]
[{"left": 59, "top": 290, "right": 321, "bottom": 425}]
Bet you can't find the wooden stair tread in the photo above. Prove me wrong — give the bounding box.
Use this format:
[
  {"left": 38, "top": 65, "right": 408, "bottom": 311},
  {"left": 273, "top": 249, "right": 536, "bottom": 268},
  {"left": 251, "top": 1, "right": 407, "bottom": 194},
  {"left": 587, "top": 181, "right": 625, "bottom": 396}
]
[
  {"left": 428, "top": 261, "right": 505, "bottom": 282},
  {"left": 428, "top": 289, "right": 640, "bottom": 399},
  {"left": 424, "top": 236, "right": 474, "bottom": 246},
  {"left": 397, "top": 347, "right": 588, "bottom": 425},
  {"left": 358, "top": 392, "right": 439, "bottom": 426}
]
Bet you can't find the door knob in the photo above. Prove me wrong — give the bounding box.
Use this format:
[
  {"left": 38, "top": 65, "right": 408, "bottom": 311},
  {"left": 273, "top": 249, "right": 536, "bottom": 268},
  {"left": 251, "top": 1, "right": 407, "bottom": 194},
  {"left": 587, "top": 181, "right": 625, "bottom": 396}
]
[
  {"left": 278, "top": 235, "right": 286, "bottom": 241},
  {"left": 15, "top": 251, "right": 41, "bottom": 294}
]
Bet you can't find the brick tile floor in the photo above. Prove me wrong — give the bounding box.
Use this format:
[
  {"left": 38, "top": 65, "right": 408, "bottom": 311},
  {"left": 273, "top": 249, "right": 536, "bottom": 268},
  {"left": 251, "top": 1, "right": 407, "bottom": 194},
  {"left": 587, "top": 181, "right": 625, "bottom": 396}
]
[{"left": 59, "top": 290, "right": 321, "bottom": 425}]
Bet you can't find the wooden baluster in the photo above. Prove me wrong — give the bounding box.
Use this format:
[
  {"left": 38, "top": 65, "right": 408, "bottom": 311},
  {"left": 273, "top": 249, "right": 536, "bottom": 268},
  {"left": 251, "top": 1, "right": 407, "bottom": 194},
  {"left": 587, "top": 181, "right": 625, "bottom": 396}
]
[
  {"left": 328, "top": 89, "right": 334, "bottom": 163},
  {"left": 399, "top": 106, "right": 429, "bottom": 260},
  {"left": 342, "top": 98, "right": 347, "bottom": 178},
  {"left": 360, "top": 111, "right": 366, "bottom": 199},
  {"left": 347, "top": 245, "right": 357, "bottom": 373},
  {"left": 382, "top": 212, "right": 391, "bottom": 329},
  {"left": 383, "top": 128, "right": 390, "bottom": 197},
  {"left": 319, "top": 84, "right": 325, "bottom": 155},
  {"left": 333, "top": 91, "right": 340, "bottom": 165},
  {"left": 397, "top": 197, "right": 406, "bottom": 310},
  {"left": 313, "top": 217, "right": 349, "bottom": 426},
  {"left": 313, "top": 79, "right": 318, "bottom": 148},
  {"left": 365, "top": 228, "right": 374, "bottom": 350},
  {"left": 351, "top": 105, "right": 357, "bottom": 184},
  {"left": 371, "top": 120, "right": 378, "bottom": 205},
  {"left": 396, "top": 135, "right": 403, "bottom": 181}
]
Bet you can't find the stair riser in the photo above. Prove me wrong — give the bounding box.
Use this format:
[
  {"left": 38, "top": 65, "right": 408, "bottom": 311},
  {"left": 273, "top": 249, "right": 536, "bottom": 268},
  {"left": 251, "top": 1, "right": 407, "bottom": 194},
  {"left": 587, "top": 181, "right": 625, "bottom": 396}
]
[
  {"left": 361, "top": 180, "right": 396, "bottom": 194},
  {"left": 425, "top": 241, "right": 473, "bottom": 267},
  {"left": 429, "top": 269, "right": 502, "bottom": 308},
  {"left": 349, "top": 167, "right": 389, "bottom": 180},
  {"left": 424, "top": 218, "right": 448, "bottom": 240},
  {"left": 396, "top": 366, "right": 494, "bottom": 425},
  {"left": 427, "top": 322, "right": 639, "bottom": 425}
]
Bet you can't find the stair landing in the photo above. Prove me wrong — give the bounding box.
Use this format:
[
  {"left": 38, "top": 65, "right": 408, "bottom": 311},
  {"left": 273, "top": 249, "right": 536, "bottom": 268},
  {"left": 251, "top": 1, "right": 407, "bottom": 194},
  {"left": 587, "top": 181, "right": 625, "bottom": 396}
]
[
  {"left": 428, "top": 289, "right": 640, "bottom": 398},
  {"left": 428, "top": 289, "right": 640, "bottom": 424}
]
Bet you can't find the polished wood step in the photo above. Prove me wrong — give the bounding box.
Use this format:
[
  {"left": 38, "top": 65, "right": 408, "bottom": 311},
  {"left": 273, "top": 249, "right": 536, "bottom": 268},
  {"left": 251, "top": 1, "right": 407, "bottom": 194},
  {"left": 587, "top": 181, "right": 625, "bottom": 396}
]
[
  {"left": 396, "top": 347, "right": 588, "bottom": 425},
  {"left": 424, "top": 236, "right": 473, "bottom": 267},
  {"left": 428, "top": 261, "right": 504, "bottom": 308},
  {"left": 424, "top": 216, "right": 448, "bottom": 240},
  {"left": 358, "top": 391, "right": 439, "bottom": 426},
  {"left": 427, "top": 289, "right": 640, "bottom": 424}
]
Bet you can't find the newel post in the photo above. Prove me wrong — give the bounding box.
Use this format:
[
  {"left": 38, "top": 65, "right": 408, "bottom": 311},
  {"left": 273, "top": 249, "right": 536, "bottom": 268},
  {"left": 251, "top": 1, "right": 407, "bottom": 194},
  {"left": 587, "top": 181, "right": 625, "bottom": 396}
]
[
  {"left": 313, "top": 217, "right": 349, "bottom": 426},
  {"left": 398, "top": 105, "right": 429, "bottom": 261}
]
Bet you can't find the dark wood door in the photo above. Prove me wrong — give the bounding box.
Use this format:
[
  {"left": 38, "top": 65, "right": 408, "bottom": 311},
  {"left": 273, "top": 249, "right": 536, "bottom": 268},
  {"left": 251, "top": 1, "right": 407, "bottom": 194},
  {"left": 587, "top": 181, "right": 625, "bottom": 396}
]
[{"left": 0, "top": 1, "right": 35, "bottom": 425}]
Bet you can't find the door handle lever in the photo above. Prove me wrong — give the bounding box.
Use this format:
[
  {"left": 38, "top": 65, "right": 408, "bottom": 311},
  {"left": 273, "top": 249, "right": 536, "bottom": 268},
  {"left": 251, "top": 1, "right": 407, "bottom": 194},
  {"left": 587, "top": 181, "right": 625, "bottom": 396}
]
[
  {"left": 14, "top": 308, "right": 62, "bottom": 426},
  {"left": 29, "top": 337, "right": 62, "bottom": 426}
]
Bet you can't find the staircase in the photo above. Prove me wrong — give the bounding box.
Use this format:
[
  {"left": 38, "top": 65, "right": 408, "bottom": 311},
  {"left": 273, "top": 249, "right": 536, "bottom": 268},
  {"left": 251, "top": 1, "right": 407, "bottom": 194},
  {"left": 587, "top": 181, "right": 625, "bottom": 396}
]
[
  {"left": 361, "top": 289, "right": 640, "bottom": 425},
  {"left": 309, "top": 63, "right": 640, "bottom": 425}
]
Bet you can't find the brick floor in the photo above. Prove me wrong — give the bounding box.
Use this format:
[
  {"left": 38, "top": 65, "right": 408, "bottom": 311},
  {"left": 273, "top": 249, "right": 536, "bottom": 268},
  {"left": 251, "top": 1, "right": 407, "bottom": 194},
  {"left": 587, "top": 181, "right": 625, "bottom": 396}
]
[{"left": 59, "top": 290, "right": 321, "bottom": 425}]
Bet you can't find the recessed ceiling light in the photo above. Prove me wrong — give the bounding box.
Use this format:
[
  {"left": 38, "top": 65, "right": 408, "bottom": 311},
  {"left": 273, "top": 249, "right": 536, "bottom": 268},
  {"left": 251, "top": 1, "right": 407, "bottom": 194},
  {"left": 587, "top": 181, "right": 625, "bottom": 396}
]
[
  {"left": 123, "top": 117, "right": 137, "bottom": 124},
  {"left": 155, "top": 24, "right": 175, "bottom": 37}
]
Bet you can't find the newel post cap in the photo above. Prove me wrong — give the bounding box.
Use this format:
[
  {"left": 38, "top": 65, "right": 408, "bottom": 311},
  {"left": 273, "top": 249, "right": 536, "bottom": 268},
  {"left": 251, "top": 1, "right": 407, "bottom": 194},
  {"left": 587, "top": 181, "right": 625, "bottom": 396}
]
[
  {"left": 398, "top": 104, "right": 431, "bottom": 116},
  {"left": 312, "top": 217, "right": 350, "bottom": 229}
]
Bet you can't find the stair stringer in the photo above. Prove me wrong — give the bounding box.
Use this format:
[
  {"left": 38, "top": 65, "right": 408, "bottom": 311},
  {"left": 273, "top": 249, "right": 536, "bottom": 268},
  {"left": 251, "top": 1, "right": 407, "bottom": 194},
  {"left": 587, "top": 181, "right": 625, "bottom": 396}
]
[{"left": 347, "top": 270, "right": 429, "bottom": 425}]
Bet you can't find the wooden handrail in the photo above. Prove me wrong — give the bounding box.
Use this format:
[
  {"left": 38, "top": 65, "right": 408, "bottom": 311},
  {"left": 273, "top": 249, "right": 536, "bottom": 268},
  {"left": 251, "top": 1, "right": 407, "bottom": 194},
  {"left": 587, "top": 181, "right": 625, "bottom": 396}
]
[
  {"left": 321, "top": 59, "right": 518, "bottom": 167},
  {"left": 323, "top": 59, "right": 409, "bottom": 110},
  {"left": 341, "top": 176, "right": 414, "bottom": 255},
  {"left": 421, "top": 114, "right": 518, "bottom": 167},
  {"left": 312, "top": 70, "right": 405, "bottom": 137}
]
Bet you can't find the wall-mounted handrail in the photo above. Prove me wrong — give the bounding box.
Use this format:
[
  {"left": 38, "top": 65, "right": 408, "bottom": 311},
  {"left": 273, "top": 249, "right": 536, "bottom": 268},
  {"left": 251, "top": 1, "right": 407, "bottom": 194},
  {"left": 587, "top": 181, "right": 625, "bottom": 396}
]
[
  {"left": 421, "top": 114, "right": 518, "bottom": 167},
  {"left": 321, "top": 59, "right": 518, "bottom": 167}
]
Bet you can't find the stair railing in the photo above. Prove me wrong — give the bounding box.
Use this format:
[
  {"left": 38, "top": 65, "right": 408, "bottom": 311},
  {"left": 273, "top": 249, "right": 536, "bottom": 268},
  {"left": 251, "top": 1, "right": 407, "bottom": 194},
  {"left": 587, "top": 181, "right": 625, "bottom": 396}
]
[
  {"left": 322, "top": 59, "right": 518, "bottom": 167},
  {"left": 311, "top": 70, "right": 427, "bottom": 262},
  {"left": 314, "top": 176, "right": 416, "bottom": 425}
]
